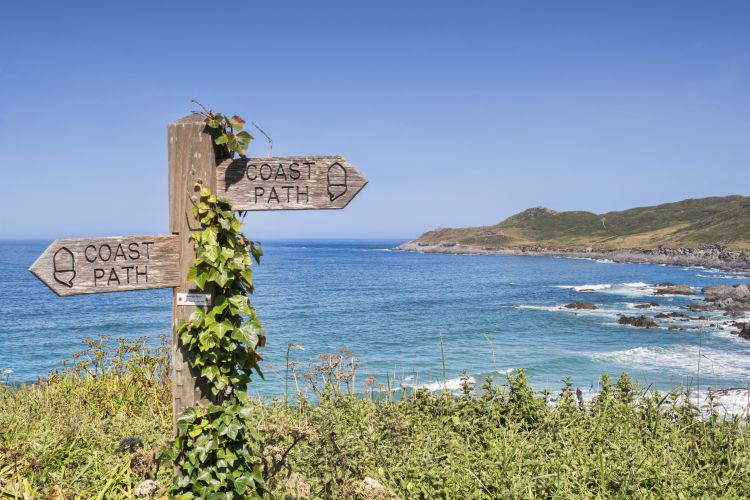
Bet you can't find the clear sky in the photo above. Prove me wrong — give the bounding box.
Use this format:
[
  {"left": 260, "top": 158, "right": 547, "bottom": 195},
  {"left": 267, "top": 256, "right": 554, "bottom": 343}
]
[{"left": 1, "top": 1, "right": 748, "bottom": 240}]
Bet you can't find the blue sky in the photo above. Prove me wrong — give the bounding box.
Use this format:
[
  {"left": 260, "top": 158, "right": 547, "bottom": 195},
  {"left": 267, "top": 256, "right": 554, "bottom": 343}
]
[{"left": 1, "top": 1, "right": 748, "bottom": 240}]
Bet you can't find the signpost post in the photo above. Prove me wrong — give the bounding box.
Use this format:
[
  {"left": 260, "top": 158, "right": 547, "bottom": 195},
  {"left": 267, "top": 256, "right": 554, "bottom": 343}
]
[{"left": 29, "top": 114, "right": 367, "bottom": 431}]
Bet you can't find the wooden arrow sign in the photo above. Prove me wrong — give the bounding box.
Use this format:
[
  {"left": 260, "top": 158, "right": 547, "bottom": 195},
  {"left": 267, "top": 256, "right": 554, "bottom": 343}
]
[
  {"left": 29, "top": 235, "right": 180, "bottom": 296},
  {"left": 215, "top": 156, "right": 367, "bottom": 210}
]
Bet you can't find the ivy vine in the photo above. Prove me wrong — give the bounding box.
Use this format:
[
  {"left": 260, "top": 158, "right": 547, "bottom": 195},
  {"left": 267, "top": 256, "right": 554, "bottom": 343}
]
[
  {"left": 171, "top": 104, "right": 268, "bottom": 498},
  {"left": 193, "top": 100, "right": 254, "bottom": 158}
]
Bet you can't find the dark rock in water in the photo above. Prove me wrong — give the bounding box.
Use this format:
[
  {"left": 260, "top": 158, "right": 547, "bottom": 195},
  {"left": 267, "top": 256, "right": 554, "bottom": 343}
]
[
  {"left": 634, "top": 302, "right": 659, "bottom": 309},
  {"left": 701, "top": 284, "right": 750, "bottom": 315},
  {"left": 564, "top": 302, "right": 598, "bottom": 310},
  {"left": 668, "top": 326, "right": 681, "bottom": 331},
  {"left": 724, "top": 306, "right": 748, "bottom": 317},
  {"left": 686, "top": 303, "right": 714, "bottom": 312},
  {"left": 618, "top": 315, "right": 657, "bottom": 328},
  {"left": 702, "top": 285, "right": 735, "bottom": 301},
  {"left": 702, "top": 284, "right": 750, "bottom": 301},
  {"left": 654, "top": 284, "right": 695, "bottom": 296},
  {"left": 732, "top": 284, "right": 750, "bottom": 300},
  {"left": 655, "top": 312, "right": 690, "bottom": 319},
  {"left": 739, "top": 322, "right": 750, "bottom": 340}
]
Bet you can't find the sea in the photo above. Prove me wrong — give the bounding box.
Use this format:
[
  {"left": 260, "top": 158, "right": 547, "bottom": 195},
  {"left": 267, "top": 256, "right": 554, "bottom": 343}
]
[{"left": 2, "top": 240, "right": 749, "bottom": 406}]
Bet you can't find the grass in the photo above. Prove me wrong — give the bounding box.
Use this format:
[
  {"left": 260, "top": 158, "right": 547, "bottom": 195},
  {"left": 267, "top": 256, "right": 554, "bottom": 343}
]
[
  {"left": 2, "top": 337, "right": 750, "bottom": 498},
  {"left": 414, "top": 194, "right": 750, "bottom": 251}
]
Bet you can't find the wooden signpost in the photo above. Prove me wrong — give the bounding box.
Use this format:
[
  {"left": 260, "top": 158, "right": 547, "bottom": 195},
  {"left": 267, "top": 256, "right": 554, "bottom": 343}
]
[
  {"left": 29, "top": 114, "right": 367, "bottom": 429},
  {"left": 29, "top": 235, "right": 180, "bottom": 296},
  {"left": 216, "top": 156, "right": 367, "bottom": 210}
]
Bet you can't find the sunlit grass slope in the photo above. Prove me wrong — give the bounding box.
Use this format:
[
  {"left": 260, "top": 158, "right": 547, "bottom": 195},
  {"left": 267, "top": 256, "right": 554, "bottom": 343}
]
[{"left": 415, "top": 195, "right": 750, "bottom": 250}]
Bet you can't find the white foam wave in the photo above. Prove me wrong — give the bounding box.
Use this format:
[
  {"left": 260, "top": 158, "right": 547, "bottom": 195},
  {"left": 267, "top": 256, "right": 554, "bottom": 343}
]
[
  {"left": 696, "top": 273, "right": 749, "bottom": 279},
  {"left": 404, "top": 375, "right": 477, "bottom": 392},
  {"left": 555, "top": 282, "right": 665, "bottom": 296},
  {"left": 554, "top": 284, "right": 612, "bottom": 292},
  {"left": 699, "top": 389, "right": 750, "bottom": 416},
  {"left": 516, "top": 304, "right": 638, "bottom": 322},
  {"left": 624, "top": 302, "right": 661, "bottom": 310},
  {"left": 590, "top": 345, "right": 750, "bottom": 379}
]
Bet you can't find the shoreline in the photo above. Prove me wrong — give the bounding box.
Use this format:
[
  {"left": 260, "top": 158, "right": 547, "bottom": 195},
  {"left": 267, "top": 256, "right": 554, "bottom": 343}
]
[{"left": 394, "top": 241, "right": 750, "bottom": 273}]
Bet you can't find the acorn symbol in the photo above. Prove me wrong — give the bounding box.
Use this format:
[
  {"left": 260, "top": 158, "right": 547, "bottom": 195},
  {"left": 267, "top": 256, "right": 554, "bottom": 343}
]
[
  {"left": 53, "top": 247, "right": 76, "bottom": 288},
  {"left": 326, "top": 162, "right": 348, "bottom": 202}
]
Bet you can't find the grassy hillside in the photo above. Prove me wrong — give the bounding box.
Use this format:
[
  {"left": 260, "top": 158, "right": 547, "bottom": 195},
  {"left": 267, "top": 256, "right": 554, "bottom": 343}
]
[{"left": 413, "top": 195, "right": 750, "bottom": 250}]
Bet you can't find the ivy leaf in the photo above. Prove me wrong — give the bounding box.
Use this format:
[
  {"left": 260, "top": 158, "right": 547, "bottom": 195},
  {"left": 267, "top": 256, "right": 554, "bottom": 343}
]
[
  {"left": 229, "top": 131, "right": 253, "bottom": 157},
  {"left": 214, "top": 321, "right": 233, "bottom": 338},
  {"left": 176, "top": 406, "right": 197, "bottom": 434},
  {"left": 250, "top": 243, "right": 263, "bottom": 264},
  {"left": 191, "top": 270, "right": 208, "bottom": 290},
  {"left": 228, "top": 295, "right": 248, "bottom": 313},
  {"left": 189, "top": 309, "right": 204, "bottom": 326},
  {"left": 198, "top": 330, "right": 215, "bottom": 350},
  {"left": 228, "top": 115, "right": 246, "bottom": 131},
  {"left": 204, "top": 246, "right": 219, "bottom": 263},
  {"left": 232, "top": 319, "right": 261, "bottom": 347},
  {"left": 202, "top": 365, "right": 220, "bottom": 382},
  {"left": 221, "top": 421, "right": 243, "bottom": 440},
  {"left": 214, "top": 133, "right": 229, "bottom": 145}
]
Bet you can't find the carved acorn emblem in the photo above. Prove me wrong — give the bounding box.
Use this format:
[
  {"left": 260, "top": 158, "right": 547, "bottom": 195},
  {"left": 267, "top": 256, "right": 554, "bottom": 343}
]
[
  {"left": 53, "top": 247, "right": 76, "bottom": 288},
  {"left": 326, "top": 162, "right": 348, "bottom": 202}
]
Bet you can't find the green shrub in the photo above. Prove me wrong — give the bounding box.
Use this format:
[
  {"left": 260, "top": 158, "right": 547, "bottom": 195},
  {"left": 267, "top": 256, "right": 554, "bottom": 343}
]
[{"left": 1, "top": 337, "right": 749, "bottom": 498}]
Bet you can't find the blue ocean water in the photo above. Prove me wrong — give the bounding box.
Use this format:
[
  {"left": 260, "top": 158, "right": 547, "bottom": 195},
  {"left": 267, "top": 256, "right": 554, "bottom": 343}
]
[{"left": 1, "top": 240, "right": 749, "bottom": 397}]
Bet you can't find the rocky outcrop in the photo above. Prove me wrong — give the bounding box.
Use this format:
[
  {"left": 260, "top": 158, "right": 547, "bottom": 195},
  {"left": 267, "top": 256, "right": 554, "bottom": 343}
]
[
  {"left": 395, "top": 242, "right": 750, "bottom": 272},
  {"left": 564, "top": 302, "right": 598, "bottom": 310},
  {"left": 685, "top": 303, "right": 714, "bottom": 312},
  {"left": 618, "top": 315, "right": 657, "bottom": 328},
  {"left": 634, "top": 302, "right": 659, "bottom": 309},
  {"left": 653, "top": 284, "right": 695, "bottom": 296},
  {"left": 701, "top": 284, "right": 750, "bottom": 316},
  {"left": 740, "top": 322, "right": 750, "bottom": 341},
  {"left": 655, "top": 312, "right": 690, "bottom": 319}
]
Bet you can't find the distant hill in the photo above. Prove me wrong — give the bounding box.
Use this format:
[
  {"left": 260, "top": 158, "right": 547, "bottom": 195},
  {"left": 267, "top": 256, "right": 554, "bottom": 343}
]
[{"left": 407, "top": 195, "right": 750, "bottom": 251}]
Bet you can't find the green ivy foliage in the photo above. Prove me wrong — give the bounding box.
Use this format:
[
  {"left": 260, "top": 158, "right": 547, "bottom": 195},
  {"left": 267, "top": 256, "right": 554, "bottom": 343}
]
[
  {"left": 193, "top": 100, "right": 254, "bottom": 158},
  {"left": 171, "top": 185, "right": 266, "bottom": 499}
]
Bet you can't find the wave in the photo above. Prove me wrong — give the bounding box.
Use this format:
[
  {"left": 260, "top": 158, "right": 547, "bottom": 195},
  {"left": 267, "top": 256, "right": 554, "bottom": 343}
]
[
  {"left": 555, "top": 282, "right": 661, "bottom": 296},
  {"left": 624, "top": 302, "right": 661, "bottom": 310},
  {"left": 398, "top": 369, "right": 515, "bottom": 392},
  {"left": 698, "top": 389, "right": 750, "bottom": 416},
  {"left": 554, "top": 284, "right": 612, "bottom": 292},
  {"left": 406, "top": 375, "right": 477, "bottom": 392},
  {"left": 589, "top": 345, "right": 750, "bottom": 379},
  {"left": 696, "top": 273, "right": 749, "bottom": 279},
  {"left": 516, "top": 304, "right": 623, "bottom": 319}
]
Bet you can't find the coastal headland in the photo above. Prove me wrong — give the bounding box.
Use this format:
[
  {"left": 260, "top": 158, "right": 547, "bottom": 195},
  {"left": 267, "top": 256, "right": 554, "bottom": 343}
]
[{"left": 396, "top": 195, "right": 750, "bottom": 272}]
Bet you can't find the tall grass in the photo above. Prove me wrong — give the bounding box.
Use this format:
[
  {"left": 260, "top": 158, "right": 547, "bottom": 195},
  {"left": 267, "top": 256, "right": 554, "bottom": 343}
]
[{"left": 1, "top": 336, "right": 750, "bottom": 498}]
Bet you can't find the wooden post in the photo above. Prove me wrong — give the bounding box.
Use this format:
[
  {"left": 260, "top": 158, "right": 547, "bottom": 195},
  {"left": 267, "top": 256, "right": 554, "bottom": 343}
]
[{"left": 168, "top": 114, "right": 217, "bottom": 430}]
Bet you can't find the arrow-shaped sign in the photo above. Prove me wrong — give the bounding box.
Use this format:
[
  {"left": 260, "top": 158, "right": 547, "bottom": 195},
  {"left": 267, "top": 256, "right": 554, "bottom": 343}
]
[
  {"left": 29, "top": 235, "right": 180, "bottom": 296},
  {"left": 215, "top": 156, "right": 367, "bottom": 211}
]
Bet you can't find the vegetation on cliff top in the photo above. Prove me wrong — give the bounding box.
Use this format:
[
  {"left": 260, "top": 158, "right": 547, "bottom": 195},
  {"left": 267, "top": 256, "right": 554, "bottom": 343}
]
[
  {"left": 2, "top": 336, "right": 750, "bottom": 498},
  {"left": 412, "top": 195, "right": 750, "bottom": 251}
]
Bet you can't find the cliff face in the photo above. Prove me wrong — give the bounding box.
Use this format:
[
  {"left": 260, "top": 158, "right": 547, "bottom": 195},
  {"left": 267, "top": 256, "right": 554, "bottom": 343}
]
[{"left": 405, "top": 195, "right": 750, "bottom": 252}]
